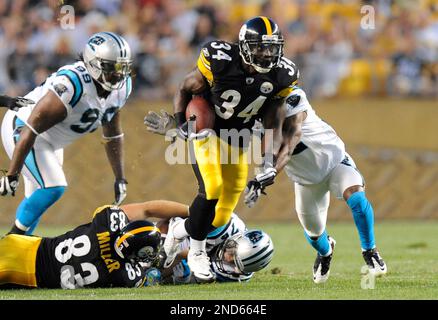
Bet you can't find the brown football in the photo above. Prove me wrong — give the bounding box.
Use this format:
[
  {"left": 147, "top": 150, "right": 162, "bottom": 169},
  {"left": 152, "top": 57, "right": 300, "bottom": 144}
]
[{"left": 186, "top": 96, "right": 215, "bottom": 132}]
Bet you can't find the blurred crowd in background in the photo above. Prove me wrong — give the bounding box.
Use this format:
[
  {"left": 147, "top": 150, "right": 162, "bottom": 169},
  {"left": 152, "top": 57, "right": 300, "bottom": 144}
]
[{"left": 0, "top": 0, "right": 437, "bottom": 100}]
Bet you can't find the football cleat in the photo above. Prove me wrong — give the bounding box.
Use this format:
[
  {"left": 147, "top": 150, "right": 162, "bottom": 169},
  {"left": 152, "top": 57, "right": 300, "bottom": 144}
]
[
  {"left": 162, "top": 218, "right": 184, "bottom": 268},
  {"left": 313, "top": 236, "right": 336, "bottom": 284},
  {"left": 187, "top": 249, "right": 216, "bottom": 283},
  {"left": 362, "top": 248, "right": 387, "bottom": 276}
]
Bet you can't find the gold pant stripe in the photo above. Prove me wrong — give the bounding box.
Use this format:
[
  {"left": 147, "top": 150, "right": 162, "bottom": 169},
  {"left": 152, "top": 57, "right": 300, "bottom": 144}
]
[
  {"left": 0, "top": 234, "right": 41, "bottom": 287},
  {"left": 192, "top": 136, "right": 248, "bottom": 227}
]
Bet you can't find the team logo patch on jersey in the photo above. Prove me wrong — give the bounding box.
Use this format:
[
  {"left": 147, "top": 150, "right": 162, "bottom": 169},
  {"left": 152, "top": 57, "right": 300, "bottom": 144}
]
[
  {"left": 202, "top": 48, "right": 210, "bottom": 57},
  {"left": 246, "top": 77, "right": 254, "bottom": 85},
  {"left": 286, "top": 94, "right": 301, "bottom": 108},
  {"left": 260, "top": 82, "right": 273, "bottom": 94},
  {"left": 54, "top": 84, "right": 68, "bottom": 96}
]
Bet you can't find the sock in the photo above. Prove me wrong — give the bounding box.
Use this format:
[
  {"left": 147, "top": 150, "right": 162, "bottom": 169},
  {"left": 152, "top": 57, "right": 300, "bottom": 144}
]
[
  {"left": 346, "top": 191, "right": 375, "bottom": 250},
  {"left": 15, "top": 186, "right": 66, "bottom": 235},
  {"left": 190, "top": 238, "right": 206, "bottom": 252},
  {"left": 173, "top": 219, "right": 189, "bottom": 240},
  {"left": 304, "top": 230, "right": 331, "bottom": 256},
  {"left": 185, "top": 194, "right": 217, "bottom": 240},
  {"left": 25, "top": 217, "right": 42, "bottom": 235}
]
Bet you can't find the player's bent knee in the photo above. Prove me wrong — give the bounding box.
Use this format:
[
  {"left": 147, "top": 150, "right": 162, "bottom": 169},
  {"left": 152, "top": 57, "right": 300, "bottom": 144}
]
[
  {"left": 343, "top": 185, "right": 364, "bottom": 201},
  {"left": 204, "top": 179, "right": 223, "bottom": 200}
]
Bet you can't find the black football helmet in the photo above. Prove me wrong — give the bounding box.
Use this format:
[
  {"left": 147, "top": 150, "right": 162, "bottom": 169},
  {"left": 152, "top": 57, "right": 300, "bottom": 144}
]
[
  {"left": 238, "top": 16, "right": 284, "bottom": 73},
  {"left": 115, "top": 220, "right": 162, "bottom": 265}
]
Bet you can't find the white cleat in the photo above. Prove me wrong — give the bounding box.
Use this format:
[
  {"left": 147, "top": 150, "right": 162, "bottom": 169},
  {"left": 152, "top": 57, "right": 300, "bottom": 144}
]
[
  {"left": 187, "top": 249, "right": 215, "bottom": 283},
  {"left": 313, "top": 236, "right": 336, "bottom": 284},
  {"left": 163, "top": 218, "right": 184, "bottom": 268},
  {"left": 362, "top": 248, "right": 387, "bottom": 277}
]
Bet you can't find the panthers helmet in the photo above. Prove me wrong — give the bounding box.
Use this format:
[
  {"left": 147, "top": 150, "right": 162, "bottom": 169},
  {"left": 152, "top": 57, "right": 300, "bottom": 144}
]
[
  {"left": 238, "top": 16, "right": 284, "bottom": 73},
  {"left": 83, "top": 32, "right": 132, "bottom": 91},
  {"left": 115, "top": 220, "right": 161, "bottom": 265},
  {"left": 214, "top": 229, "right": 274, "bottom": 275}
]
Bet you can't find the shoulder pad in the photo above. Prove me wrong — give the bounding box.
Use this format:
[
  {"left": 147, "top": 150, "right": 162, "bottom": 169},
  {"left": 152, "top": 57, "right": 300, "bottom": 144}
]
[
  {"left": 274, "top": 57, "right": 300, "bottom": 98},
  {"left": 197, "top": 40, "right": 238, "bottom": 85}
]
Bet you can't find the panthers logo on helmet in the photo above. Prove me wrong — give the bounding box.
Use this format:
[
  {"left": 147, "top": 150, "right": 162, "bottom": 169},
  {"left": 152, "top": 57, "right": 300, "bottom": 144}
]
[
  {"left": 246, "top": 230, "right": 264, "bottom": 244},
  {"left": 87, "top": 35, "right": 106, "bottom": 51}
]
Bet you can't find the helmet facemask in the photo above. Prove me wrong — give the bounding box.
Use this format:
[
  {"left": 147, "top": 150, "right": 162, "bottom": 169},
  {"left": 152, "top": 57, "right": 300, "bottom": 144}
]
[
  {"left": 240, "top": 35, "right": 284, "bottom": 73},
  {"left": 213, "top": 234, "right": 247, "bottom": 277},
  {"left": 92, "top": 58, "right": 132, "bottom": 91}
]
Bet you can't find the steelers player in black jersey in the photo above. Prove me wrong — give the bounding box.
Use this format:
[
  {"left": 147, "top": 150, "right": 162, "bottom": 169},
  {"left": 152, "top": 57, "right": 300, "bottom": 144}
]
[
  {"left": 145, "top": 16, "right": 299, "bottom": 283},
  {"left": 0, "top": 200, "right": 187, "bottom": 289}
]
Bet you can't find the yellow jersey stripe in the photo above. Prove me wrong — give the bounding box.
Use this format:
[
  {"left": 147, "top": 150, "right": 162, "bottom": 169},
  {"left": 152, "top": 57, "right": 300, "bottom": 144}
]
[
  {"left": 275, "top": 85, "right": 296, "bottom": 98},
  {"left": 197, "top": 54, "right": 214, "bottom": 85},
  {"left": 260, "top": 16, "right": 272, "bottom": 35},
  {"left": 92, "top": 205, "right": 113, "bottom": 218},
  {"left": 116, "top": 226, "right": 160, "bottom": 248},
  {"left": 200, "top": 51, "right": 211, "bottom": 66}
]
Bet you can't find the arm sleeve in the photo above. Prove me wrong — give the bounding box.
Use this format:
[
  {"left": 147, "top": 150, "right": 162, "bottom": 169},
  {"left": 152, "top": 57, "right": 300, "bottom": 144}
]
[
  {"left": 285, "top": 87, "right": 310, "bottom": 118},
  {"left": 47, "top": 69, "right": 84, "bottom": 113},
  {"left": 196, "top": 46, "right": 214, "bottom": 86}
]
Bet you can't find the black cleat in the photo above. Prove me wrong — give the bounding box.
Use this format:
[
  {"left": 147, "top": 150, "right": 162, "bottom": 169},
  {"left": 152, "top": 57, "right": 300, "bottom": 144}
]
[
  {"left": 313, "top": 236, "right": 336, "bottom": 284},
  {"left": 362, "top": 248, "right": 387, "bottom": 276}
]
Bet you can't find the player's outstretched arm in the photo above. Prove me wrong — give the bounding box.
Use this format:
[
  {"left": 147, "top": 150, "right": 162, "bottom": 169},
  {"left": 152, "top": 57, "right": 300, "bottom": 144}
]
[
  {"left": 120, "top": 200, "right": 189, "bottom": 221},
  {"left": 102, "top": 112, "right": 127, "bottom": 206},
  {"left": 275, "top": 111, "right": 306, "bottom": 173},
  {"left": 1, "top": 91, "right": 66, "bottom": 196}
]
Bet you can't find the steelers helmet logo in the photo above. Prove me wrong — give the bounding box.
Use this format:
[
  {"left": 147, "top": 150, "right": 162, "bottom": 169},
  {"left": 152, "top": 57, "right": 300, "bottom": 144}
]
[{"left": 260, "top": 82, "right": 273, "bottom": 94}]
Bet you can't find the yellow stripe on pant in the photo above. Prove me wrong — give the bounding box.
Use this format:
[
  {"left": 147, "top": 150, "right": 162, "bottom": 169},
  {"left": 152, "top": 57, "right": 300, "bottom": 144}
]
[
  {"left": 192, "top": 135, "right": 248, "bottom": 228},
  {"left": 0, "top": 234, "right": 41, "bottom": 287}
]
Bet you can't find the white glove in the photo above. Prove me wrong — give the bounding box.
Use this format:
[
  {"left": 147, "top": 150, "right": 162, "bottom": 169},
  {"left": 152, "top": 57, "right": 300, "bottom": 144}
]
[
  {"left": 113, "top": 179, "right": 128, "bottom": 205},
  {"left": 0, "top": 174, "right": 20, "bottom": 196},
  {"left": 144, "top": 110, "right": 176, "bottom": 135}
]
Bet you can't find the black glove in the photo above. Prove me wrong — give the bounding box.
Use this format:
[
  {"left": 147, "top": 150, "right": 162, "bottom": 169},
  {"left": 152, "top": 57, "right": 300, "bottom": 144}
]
[
  {"left": 0, "top": 95, "right": 34, "bottom": 111},
  {"left": 244, "top": 161, "right": 277, "bottom": 208},
  {"left": 114, "top": 178, "right": 128, "bottom": 205},
  {"left": 0, "top": 173, "right": 20, "bottom": 196}
]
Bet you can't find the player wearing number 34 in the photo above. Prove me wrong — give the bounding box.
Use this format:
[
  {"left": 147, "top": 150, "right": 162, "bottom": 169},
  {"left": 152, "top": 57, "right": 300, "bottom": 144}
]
[
  {"left": 145, "top": 16, "right": 298, "bottom": 283},
  {"left": 0, "top": 32, "right": 133, "bottom": 235}
]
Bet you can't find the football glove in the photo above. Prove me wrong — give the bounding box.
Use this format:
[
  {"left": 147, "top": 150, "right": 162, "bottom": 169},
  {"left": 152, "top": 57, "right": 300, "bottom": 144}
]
[
  {"left": 0, "top": 95, "right": 34, "bottom": 111},
  {"left": 144, "top": 109, "right": 176, "bottom": 135},
  {"left": 113, "top": 178, "right": 128, "bottom": 205},
  {"left": 0, "top": 173, "right": 20, "bottom": 196},
  {"left": 177, "top": 115, "right": 211, "bottom": 141},
  {"left": 244, "top": 164, "right": 277, "bottom": 208}
]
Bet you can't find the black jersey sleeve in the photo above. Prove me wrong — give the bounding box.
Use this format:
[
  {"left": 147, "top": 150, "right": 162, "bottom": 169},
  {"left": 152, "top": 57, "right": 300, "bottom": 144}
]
[
  {"left": 196, "top": 40, "right": 236, "bottom": 86},
  {"left": 273, "top": 56, "right": 300, "bottom": 99},
  {"left": 91, "top": 205, "right": 130, "bottom": 235}
]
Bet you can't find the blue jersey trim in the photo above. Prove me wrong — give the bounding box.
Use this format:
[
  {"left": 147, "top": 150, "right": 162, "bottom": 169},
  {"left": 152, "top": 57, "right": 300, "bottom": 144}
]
[{"left": 57, "top": 69, "right": 83, "bottom": 108}]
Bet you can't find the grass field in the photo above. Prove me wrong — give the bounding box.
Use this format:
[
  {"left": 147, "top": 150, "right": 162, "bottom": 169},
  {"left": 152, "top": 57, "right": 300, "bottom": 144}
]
[{"left": 0, "top": 221, "right": 437, "bottom": 300}]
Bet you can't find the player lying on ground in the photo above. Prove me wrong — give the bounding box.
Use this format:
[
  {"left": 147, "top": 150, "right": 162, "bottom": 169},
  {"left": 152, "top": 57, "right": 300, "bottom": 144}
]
[
  {"left": 0, "top": 199, "right": 272, "bottom": 288},
  {"left": 244, "top": 86, "right": 387, "bottom": 283},
  {"left": 158, "top": 215, "right": 274, "bottom": 284},
  {"left": 0, "top": 32, "right": 132, "bottom": 236},
  {"left": 0, "top": 200, "right": 187, "bottom": 289}
]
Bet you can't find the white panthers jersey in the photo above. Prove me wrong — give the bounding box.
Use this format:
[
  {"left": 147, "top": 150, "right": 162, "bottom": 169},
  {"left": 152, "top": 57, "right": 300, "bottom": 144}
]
[
  {"left": 284, "top": 87, "right": 346, "bottom": 185},
  {"left": 15, "top": 61, "right": 132, "bottom": 149}
]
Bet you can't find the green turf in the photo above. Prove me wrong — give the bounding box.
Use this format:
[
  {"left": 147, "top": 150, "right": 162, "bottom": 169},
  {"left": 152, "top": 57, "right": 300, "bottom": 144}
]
[{"left": 0, "top": 221, "right": 437, "bottom": 300}]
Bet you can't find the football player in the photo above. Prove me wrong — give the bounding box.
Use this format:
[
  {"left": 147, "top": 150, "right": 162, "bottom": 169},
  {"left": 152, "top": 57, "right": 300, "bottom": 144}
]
[
  {"left": 160, "top": 216, "right": 274, "bottom": 284},
  {"left": 0, "top": 200, "right": 188, "bottom": 289},
  {"left": 0, "top": 32, "right": 133, "bottom": 235},
  {"left": 244, "top": 86, "right": 387, "bottom": 283},
  {"left": 145, "top": 16, "right": 298, "bottom": 283}
]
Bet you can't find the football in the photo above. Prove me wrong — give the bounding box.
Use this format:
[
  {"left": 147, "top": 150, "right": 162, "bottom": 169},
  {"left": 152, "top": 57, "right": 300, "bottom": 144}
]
[{"left": 186, "top": 96, "right": 215, "bottom": 132}]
